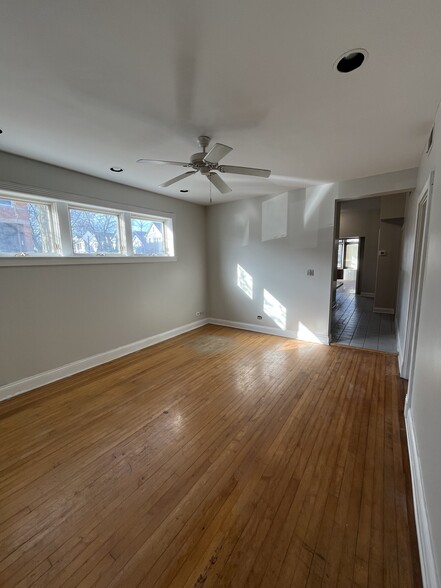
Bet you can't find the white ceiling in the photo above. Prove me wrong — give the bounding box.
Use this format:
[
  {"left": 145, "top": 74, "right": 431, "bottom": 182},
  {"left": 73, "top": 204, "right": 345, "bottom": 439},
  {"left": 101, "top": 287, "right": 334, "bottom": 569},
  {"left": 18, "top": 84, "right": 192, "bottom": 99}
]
[{"left": 1, "top": 0, "right": 441, "bottom": 205}]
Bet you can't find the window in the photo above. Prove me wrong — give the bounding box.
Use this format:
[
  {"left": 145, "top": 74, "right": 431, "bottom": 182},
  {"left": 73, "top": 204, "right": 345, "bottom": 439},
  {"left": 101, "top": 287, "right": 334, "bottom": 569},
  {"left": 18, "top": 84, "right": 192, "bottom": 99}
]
[
  {"left": 337, "top": 240, "right": 344, "bottom": 269},
  {"left": 344, "top": 240, "right": 359, "bottom": 270},
  {"left": 69, "top": 207, "right": 122, "bottom": 255},
  {"left": 337, "top": 238, "right": 359, "bottom": 270},
  {"left": 131, "top": 216, "right": 165, "bottom": 256},
  {"left": 0, "top": 197, "right": 58, "bottom": 255},
  {"left": 0, "top": 190, "right": 175, "bottom": 262}
]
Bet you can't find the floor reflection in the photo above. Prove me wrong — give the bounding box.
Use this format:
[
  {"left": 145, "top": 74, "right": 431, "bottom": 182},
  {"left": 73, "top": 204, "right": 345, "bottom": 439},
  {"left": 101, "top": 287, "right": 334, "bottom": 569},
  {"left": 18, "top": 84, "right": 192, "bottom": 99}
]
[{"left": 331, "top": 281, "right": 397, "bottom": 353}]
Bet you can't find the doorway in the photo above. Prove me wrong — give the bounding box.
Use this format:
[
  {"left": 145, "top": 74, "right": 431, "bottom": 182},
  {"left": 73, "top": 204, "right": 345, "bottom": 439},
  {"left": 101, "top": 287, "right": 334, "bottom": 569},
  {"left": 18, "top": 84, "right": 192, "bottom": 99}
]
[
  {"left": 402, "top": 174, "right": 433, "bottom": 410},
  {"left": 336, "top": 237, "right": 362, "bottom": 295},
  {"left": 329, "top": 195, "right": 404, "bottom": 352}
]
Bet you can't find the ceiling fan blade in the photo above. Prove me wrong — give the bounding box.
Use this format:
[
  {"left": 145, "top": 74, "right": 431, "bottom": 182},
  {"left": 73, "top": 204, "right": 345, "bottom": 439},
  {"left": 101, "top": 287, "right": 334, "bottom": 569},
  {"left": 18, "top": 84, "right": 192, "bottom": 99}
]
[
  {"left": 219, "top": 164, "right": 271, "bottom": 178},
  {"left": 203, "top": 143, "right": 233, "bottom": 164},
  {"left": 159, "top": 170, "right": 197, "bottom": 188},
  {"left": 137, "top": 159, "right": 190, "bottom": 167},
  {"left": 207, "top": 172, "right": 232, "bottom": 194}
]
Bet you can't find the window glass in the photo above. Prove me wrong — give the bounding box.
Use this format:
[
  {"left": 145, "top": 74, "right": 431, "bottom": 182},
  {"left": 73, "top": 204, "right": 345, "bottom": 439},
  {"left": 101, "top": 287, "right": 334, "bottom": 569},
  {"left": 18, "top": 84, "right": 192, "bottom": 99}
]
[
  {"left": 131, "top": 217, "right": 165, "bottom": 255},
  {"left": 0, "top": 192, "right": 174, "bottom": 260},
  {"left": 337, "top": 240, "right": 344, "bottom": 269},
  {"left": 69, "top": 207, "right": 121, "bottom": 254},
  {"left": 0, "top": 198, "right": 56, "bottom": 254}
]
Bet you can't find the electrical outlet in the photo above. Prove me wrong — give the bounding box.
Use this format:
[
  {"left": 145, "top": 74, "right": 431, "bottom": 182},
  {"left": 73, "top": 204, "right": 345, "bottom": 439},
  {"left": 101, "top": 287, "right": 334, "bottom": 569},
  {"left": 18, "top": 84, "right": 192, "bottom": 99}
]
[{"left": 307, "top": 269, "right": 315, "bottom": 276}]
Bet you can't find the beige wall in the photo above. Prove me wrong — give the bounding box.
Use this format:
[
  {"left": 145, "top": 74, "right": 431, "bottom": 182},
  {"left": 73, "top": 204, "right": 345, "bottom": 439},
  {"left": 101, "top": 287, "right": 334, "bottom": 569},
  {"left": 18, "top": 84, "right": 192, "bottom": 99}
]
[
  {"left": 374, "top": 220, "right": 402, "bottom": 311},
  {"left": 0, "top": 152, "right": 207, "bottom": 387},
  {"left": 374, "top": 194, "right": 406, "bottom": 311},
  {"left": 339, "top": 205, "right": 380, "bottom": 294}
]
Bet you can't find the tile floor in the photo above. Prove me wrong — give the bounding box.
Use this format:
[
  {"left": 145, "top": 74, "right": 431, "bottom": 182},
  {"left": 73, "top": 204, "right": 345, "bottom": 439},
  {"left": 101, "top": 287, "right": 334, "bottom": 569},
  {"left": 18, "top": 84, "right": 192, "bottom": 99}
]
[{"left": 331, "top": 281, "right": 397, "bottom": 353}]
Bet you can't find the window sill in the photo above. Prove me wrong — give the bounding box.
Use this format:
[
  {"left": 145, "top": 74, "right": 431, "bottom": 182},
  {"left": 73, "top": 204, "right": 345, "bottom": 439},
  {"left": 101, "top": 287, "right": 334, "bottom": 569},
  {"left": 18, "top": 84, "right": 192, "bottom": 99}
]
[{"left": 0, "top": 255, "right": 177, "bottom": 267}]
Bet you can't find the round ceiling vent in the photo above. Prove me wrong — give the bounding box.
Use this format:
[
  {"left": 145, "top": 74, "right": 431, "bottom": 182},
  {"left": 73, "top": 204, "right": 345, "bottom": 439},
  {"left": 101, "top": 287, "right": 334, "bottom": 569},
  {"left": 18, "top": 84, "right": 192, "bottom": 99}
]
[{"left": 334, "top": 49, "right": 368, "bottom": 73}]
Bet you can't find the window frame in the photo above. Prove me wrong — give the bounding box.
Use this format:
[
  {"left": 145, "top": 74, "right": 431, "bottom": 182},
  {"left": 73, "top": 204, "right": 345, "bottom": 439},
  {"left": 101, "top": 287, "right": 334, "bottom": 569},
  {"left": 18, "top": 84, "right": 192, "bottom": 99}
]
[
  {"left": 337, "top": 237, "right": 360, "bottom": 270},
  {"left": 128, "top": 213, "right": 174, "bottom": 257},
  {"left": 0, "top": 188, "right": 176, "bottom": 266},
  {"left": 67, "top": 203, "right": 126, "bottom": 257},
  {"left": 0, "top": 194, "right": 61, "bottom": 257}
]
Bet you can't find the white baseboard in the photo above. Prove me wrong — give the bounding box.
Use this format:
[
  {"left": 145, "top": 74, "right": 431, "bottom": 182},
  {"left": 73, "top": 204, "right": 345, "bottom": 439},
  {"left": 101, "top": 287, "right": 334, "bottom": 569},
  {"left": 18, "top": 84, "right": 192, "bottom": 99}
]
[
  {"left": 405, "top": 410, "right": 440, "bottom": 588},
  {"left": 208, "top": 317, "right": 329, "bottom": 345},
  {"left": 373, "top": 306, "right": 395, "bottom": 314},
  {"left": 361, "top": 291, "right": 375, "bottom": 298},
  {"left": 395, "top": 319, "right": 407, "bottom": 378},
  {"left": 396, "top": 332, "right": 405, "bottom": 375},
  {"left": 0, "top": 319, "right": 208, "bottom": 402}
]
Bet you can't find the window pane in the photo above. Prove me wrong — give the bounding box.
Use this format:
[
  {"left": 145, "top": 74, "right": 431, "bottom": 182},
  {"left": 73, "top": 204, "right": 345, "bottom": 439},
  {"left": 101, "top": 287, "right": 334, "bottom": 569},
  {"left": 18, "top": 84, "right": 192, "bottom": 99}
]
[
  {"left": 337, "top": 240, "right": 344, "bottom": 269},
  {"left": 69, "top": 208, "right": 121, "bottom": 254},
  {"left": 344, "top": 243, "right": 359, "bottom": 269},
  {"left": 0, "top": 198, "right": 55, "bottom": 254},
  {"left": 131, "top": 217, "right": 165, "bottom": 255}
]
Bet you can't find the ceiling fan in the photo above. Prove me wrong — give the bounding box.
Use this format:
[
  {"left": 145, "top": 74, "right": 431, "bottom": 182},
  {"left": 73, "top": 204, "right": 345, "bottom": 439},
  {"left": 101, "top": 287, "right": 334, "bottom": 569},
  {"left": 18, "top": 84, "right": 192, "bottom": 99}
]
[{"left": 137, "top": 136, "right": 271, "bottom": 194}]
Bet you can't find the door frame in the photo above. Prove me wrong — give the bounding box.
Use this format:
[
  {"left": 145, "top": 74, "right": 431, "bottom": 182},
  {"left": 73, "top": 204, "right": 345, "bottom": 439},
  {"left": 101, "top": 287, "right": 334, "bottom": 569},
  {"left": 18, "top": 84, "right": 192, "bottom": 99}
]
[{"left": 403, "top": 172, "right": 434, "bottom": 412}]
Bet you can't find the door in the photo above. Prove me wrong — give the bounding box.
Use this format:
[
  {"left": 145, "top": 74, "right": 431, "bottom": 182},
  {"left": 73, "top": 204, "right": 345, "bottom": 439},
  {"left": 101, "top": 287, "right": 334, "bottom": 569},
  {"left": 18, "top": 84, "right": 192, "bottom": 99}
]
[{"left": 402, "top": 173, "right": 433, "bottom": 410}]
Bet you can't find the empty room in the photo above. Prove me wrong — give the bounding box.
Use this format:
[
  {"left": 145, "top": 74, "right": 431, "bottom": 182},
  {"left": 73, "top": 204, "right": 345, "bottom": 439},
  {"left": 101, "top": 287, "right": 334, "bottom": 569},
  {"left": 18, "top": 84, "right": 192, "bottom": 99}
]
[{"left": 1, "top": 1, "right": 441, "bottom": 587}]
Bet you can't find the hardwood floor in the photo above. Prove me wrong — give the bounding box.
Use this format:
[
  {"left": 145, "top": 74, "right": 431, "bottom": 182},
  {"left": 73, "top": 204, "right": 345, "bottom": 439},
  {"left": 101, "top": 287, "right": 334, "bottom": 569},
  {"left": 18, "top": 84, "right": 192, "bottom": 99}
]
[{"left": 0, "top": 325, "right": 421, "bottom": 587}]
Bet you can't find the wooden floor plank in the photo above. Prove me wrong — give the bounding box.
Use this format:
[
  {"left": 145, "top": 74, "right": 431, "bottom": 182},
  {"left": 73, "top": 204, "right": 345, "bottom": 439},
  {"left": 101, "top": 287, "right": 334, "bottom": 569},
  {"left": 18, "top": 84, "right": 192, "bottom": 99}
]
[{"left": 0, "top": 325, "right": 422, "bottom": 587}]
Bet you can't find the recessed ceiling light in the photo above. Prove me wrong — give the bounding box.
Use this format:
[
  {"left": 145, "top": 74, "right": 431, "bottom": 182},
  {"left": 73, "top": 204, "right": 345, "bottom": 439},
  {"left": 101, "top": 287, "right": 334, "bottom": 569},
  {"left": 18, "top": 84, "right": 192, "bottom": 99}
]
[
  {"left": 334, "top": 49, "right": 368, "bottom": 73},
  {"left": 110, "top": 167, "right": 123, "bottom": 172},
  {"left": 180, "top": 189, "right": 189, "bottom": 193}
]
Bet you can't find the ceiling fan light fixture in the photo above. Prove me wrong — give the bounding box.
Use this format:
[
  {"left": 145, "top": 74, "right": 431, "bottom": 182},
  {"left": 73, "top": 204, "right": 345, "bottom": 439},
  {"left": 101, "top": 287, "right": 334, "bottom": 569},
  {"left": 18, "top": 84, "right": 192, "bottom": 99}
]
[
  {"left": 334, "top": 49, "right": 368, "bottom": 73},
  {"left": 137, "top": 136, "right": 271, "bottom": 195}
]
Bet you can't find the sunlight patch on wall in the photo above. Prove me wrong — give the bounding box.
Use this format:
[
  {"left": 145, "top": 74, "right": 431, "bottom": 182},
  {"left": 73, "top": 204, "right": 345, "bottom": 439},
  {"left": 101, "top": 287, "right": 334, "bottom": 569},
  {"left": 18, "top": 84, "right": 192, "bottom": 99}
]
[
  {"left": 297, "top": 321, "right": 321, "bottom": 343},
  {"left": 237, "top": 264, "right": 253, "bottom": 299},
  {"left": 304, "top": 183, "right": 333, "bottom": 226},
  {"left": 263, "top": 289, "right": 287, "bottom": 330},
  {"left": 262, "top": 193, "right": 288, "bottom": 242},
  {"left": 234, "top": 213, "right": 250, "bottom": 246}
]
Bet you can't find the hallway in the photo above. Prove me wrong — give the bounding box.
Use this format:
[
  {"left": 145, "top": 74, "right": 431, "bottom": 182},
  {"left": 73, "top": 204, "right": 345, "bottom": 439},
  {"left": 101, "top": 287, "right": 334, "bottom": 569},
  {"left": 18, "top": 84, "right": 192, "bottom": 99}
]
[{"left": 331, "top": 281, "right": 397, "bottom": 353}]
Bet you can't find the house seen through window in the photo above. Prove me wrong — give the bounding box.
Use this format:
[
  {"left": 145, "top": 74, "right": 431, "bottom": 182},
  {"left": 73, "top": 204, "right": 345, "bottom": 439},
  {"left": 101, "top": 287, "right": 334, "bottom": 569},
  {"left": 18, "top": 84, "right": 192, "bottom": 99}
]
[
  {"left": 0, "top": 193, "right": 174, "bottom": 259},
  {"left": 131, "top": 217, "right": 165, "bottom": 256},
  {"left": 0, "top": 197, "right": 56, "bottom": 254},
  {"left": 69, "top": 207, "right": 121, "bottom": 255}
]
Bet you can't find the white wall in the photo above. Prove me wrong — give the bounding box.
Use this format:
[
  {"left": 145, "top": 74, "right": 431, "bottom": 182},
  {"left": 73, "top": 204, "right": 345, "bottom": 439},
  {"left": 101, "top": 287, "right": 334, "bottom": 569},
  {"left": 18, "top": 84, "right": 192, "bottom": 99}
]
[
  {"left": 0, "top": 152, "right": 207, "bottom": 387},
  {"left": 397, "top": 103, "right": 441, "bottom": 584},
  {"left": 207, "top": 169, "right": 417, "bottom": 344}
]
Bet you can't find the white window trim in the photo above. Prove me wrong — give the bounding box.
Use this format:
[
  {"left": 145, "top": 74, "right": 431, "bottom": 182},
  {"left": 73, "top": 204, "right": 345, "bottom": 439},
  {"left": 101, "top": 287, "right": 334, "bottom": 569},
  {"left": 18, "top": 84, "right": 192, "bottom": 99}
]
[
  {"left": 66, "top": 203, "right": 126, "bottom": 257},
  {"left": 0, "top": 186, "right": 176, "bottom": 266},
  {"left": 129, "top": 213, "right": 174, "bottom": 257},
  {"left": 0, "top": 195, "right": 62, "bottom": 257}
]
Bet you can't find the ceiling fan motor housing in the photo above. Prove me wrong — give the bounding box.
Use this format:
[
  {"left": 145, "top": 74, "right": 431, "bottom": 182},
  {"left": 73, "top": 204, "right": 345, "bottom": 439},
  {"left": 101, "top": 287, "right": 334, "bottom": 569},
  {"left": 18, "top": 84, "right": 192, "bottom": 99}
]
[
  {"left": 190, "top": 152, "right": 208, "bottom": 165},
  {"left": 197, "top": 135, "right": 211, "bottom": 151},
  {"left": 137, "top": 135, "right": 270, "bottom": 194}
]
